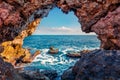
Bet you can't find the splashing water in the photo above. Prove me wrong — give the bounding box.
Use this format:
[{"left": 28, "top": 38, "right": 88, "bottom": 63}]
[{"left": 23, "top": 35, "right": 100, "bottom": 79}]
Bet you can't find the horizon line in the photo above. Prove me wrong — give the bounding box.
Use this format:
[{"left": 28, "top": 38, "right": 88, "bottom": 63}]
[{"left": 32, "top": 34, "right": 96, "bottom": 36}]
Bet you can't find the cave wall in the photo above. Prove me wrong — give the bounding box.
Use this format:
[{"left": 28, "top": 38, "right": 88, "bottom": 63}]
[
  {"left": 0, "top": 0, "right": 119, "bottom": 79},
  {"left": 0, "top": 0, "right": 55, "bottom": 43},
  {"left": 57, "top": 0, "right": 120, "bottom": 49},
  {"left": 1, "top": 19, "right": 40, "bottom": 66},
  {"left": 0, "top": 0, "right": 120, "bottom": 50}
]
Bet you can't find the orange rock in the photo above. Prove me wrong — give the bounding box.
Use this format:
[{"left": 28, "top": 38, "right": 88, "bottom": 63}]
[{"left": 0, "top": 19, "right": 41, "bottom": 66}]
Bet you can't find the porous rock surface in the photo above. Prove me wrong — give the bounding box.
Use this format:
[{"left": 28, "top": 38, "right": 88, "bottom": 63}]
[
  {"left": 0, "top": 0, "right": 119, "bottom": 49},
  {"left": 19, "top": 70, "right": 50, "bottom": 80},
  {"left": 62, "top": 50, "right": 120, "bottom": 80},
  {"left": 41, "top": 70, "right": 58, "bottom": 80},
  {"left": 73, "top": 50, "right": 120, "bottom": 80},
  {"left": 0, "top": 0, "right": 119, "bottom": 80},
  {"left": 0, "top": 58, "right": 25, "bottom": 80},
  {"left": 0, "top": 19, "right": 41, "bottom": 66}
]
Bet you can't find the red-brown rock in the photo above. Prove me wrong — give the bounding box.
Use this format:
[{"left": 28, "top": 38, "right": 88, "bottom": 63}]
[
  {"left": 0, "top": 0, "right": 119, "bottom": 50},
  {"left": 0, "top": 0, "right": 119, "bottom": 80},
  {"left": 91, "top": 6, "right": 120, "bottom": 50}
]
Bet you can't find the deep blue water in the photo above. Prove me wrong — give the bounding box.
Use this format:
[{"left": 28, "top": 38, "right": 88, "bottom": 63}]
[{"left": 23, "top": 35, "right": 100, "bottom": 80}]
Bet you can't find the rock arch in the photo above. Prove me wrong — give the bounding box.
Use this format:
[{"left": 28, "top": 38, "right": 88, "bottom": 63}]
[
  {"left": 0, "top": 0, "right": 120, "bottom": 50},
  {"left": 0, "top": 0, "right": 120, "bottom": 80}
]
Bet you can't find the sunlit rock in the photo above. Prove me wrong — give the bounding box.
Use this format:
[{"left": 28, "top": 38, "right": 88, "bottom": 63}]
[
  {"left": 0, "top": 19, "right": 41, "bottom": 66},
  {"left": 0, "top": 0, "right": 119, "bottom": 80}
]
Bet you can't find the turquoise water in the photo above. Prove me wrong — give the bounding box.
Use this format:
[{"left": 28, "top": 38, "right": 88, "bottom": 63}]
[{"left": 23, "top": 35, "right": 100, "bottom": 79}]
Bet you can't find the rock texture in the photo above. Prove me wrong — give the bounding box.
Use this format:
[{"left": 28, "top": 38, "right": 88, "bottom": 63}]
[
  {"left": 0, "top": 0, "right": 119, "bottom": 80},
  {"left": 19, "top": 71, "right": 50, "bottom": 80},
  {"left": 66, "top": 50, "right": 92, "bottom": 58},
  {"left": 92, "top": 7, "right": 120, "bottom": 50},
  {"left": 57, "top": 0, "right": 120, "bottom": 49},
  {"left": 0, "top": 0, "right": 119, "bottom": 50},
  {"left": 73, "top": 50, "right": 120, "bottom": 80},
  {"left": 41, "top": 70, "right": 58, "bottom": 80},
  {"left": 0, "top": 58, "right": 25, "bottom": 80},
  {"left": 0, "top": 0, "right": 55, "bottom": 43},
  {"left": 62, "top": 50, "right": 120, "bottom": 80},
  {"left": 61, "top": 67, "right": 75, "bottom": 80},
  {"left": 0, "top": 19, "right": 41, "bottom": 66}
]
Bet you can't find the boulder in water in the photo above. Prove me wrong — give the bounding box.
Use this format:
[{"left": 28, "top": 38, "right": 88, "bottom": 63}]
[
  {"left": 48, "top": 46, "right": 59, "bottom": 54},
  {"left": 66, "top": 50, "right": 92, "bottom": 58},
  {"left": 66, "top": 52, "right": 81, "bottom": 58}
]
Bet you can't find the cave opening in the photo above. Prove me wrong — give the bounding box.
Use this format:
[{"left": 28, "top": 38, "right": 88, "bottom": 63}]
[
  {"left": 23, "top": 7, "right": 100, "bottom": 53},
  {"left": 0, "top": 1, "right": 119, "bottom": 80},
  {"left": 0, "top": 7, "right": 100, "bottom": 80},
  {"left": 23, "top": 7, "right": 100, "bottom": 49},
  {"left": 22, "top": 8, "right": 100, "bottom": 79},
  {"left": 33, "top": 8, "right": 96, "bottom": 35}
]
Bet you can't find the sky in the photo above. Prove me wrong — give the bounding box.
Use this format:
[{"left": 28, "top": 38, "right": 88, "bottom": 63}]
[{"left": 33, "top": 8, "right": 95, "bottom": 35}]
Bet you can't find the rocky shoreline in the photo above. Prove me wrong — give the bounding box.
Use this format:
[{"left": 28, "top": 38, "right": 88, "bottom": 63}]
[
  {"left": 1, "top": 49, "right": 120, "bottom": 80},
  {"left": 6, "top": 49, "right": 95, "bottom": 80},
  {"left": 3, "top": 49, "right": 120, "bottom": 80},
  {"left": 0, "top": 0, "right": 119, "bottom": 80},
  {"left": 18, "top": 69, "right": 58, "bottom": 80},
  {"left": 0, "top": 19, "right": 41, "bottom": 66},
  {"left": 62, "top": 49, "right": 120, "bottom": 80}
]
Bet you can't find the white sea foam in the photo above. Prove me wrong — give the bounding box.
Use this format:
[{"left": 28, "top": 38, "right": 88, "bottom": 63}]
[
  {"left": 32, "top": 45, "right": 99, "bottom": 65},
  {"left": 33, "top": 49, "right": 61, "bottom": 65},
  {"left": 30, "top": 46, "right": 98, "bottom": 76},
  {"left": 32, "top": 47, "right": 78, "bottom": 66},
  {"left": 23, "top": 35, "right": 100, "bottom": 80}
]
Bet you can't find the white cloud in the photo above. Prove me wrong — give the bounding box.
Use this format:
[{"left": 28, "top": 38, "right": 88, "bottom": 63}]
[
  {"left": 33, "top": 26, "right": 96, "bottom": 35},
  {"left": 53, "top": 26, "right": 72, "bottom": 31}
]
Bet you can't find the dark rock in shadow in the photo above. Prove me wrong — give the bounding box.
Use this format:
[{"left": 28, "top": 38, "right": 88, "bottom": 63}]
[
  {"left": 19, "top": 70, "right": 50, "bottom": 80},
  {"left": 0, "top": 58, "right": 25, "bottom": 80},
  {"left": 61, "top": 67, "right": 75, "bottom": 80},
  {"left": 62, "top": 49, "right": 120, "bottom": 80},
  {"left": 66, "top": 52, "right": 81, "bottom": 58},
  {"left": 41, "top": 70, "right": 58, "bottom": 80}
]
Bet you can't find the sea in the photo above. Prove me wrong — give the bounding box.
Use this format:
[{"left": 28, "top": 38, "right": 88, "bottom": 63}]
[{"left": 23, "top": 35, "right": 100, "bottom": 80}]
